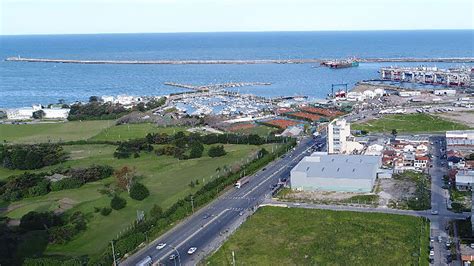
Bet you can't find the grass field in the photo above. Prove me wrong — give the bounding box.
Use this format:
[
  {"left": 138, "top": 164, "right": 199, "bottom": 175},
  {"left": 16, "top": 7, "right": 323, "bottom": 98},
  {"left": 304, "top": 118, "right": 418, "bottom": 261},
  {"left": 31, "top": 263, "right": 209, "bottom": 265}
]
[
  {"left": 90, "top": 124, "right": 188, "bottom": 141},
  {"left": 208, "top": 207, "right": 430, "bottom": 265},
  {"left": 0, "top": 121, "right": 113, "bottom": 143},
  {"left": 233, "top": 125, "right": 277, "bottom": 136},
  {"left": 1, "top": 143, "right": 279, "bottom": 256},
  {"left": 352, "top": 113, "right": 470, "bottom": 133}
]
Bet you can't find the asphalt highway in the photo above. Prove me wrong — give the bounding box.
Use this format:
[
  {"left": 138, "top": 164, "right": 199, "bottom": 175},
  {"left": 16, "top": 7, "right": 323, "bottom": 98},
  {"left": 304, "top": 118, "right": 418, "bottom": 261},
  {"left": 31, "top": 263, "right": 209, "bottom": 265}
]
[{"left": 122, "top": 136, "right": 323, "bottom": 266}]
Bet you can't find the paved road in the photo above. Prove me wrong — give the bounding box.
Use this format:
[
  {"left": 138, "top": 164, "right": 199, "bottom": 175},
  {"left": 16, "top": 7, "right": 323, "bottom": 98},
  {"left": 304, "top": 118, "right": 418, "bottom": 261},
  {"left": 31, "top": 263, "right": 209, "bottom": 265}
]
[{"left": 122, "top": 136, "right": 323, "bottom": 266}]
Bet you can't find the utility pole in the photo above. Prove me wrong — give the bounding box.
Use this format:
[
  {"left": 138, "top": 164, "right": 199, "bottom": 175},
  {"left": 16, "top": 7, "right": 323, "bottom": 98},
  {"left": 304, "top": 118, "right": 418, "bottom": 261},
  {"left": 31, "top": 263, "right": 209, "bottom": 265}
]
[
  {"left": 191, "top": 196, "right": 195, "bottom": 213},
  {"left": 232, "top": 251, "right": 236, "bottom": 266},
  {"left": 111, "top": 241, "right": 117, "bottom": 266}
]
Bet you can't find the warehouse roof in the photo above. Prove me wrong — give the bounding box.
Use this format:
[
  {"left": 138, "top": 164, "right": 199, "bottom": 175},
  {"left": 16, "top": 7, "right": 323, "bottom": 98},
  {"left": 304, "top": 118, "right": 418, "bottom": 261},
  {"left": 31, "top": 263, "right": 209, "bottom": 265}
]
[{"left": 291, "top": 154, "right": 381, "bottom": 180}]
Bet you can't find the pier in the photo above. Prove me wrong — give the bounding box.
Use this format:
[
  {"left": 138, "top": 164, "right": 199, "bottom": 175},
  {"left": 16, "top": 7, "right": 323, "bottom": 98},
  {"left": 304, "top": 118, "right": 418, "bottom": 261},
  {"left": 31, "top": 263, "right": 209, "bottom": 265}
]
[{"left": 5, "top": 56, "right": 474, "bottom": 65}]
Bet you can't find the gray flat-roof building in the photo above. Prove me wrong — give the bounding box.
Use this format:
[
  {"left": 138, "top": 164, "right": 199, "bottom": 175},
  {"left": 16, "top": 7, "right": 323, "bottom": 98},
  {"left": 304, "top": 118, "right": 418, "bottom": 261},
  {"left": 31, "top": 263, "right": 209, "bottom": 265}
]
[{"left": 290, "top": 153, "right": 382, "bottom": 192}]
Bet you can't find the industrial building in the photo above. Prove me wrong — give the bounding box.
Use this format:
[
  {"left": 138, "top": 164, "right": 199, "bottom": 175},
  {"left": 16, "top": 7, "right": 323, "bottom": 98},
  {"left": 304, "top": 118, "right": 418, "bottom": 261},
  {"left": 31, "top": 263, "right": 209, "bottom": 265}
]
[{"left": 290, "top": 153, "right": 382, "bottom": 192}]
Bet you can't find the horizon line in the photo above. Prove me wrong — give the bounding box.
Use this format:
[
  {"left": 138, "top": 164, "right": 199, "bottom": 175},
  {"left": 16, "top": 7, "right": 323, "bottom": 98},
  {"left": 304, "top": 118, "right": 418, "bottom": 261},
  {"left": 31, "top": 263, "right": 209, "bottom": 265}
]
[{"left": 1, "top": 28, "right": 473, "bottom": 37}]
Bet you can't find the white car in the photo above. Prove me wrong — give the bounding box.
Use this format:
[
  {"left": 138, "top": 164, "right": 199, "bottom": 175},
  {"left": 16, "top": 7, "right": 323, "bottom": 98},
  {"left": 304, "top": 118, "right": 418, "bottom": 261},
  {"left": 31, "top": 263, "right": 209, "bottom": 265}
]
[
  {"left": 429, "top": 250, "right": 434, "bottom": 256},
  {"left": 188, "top": 247, "right": 197, "bottom": 255},
  {"left": 156, "top": 243, "right": 166, "bottom": 250}
]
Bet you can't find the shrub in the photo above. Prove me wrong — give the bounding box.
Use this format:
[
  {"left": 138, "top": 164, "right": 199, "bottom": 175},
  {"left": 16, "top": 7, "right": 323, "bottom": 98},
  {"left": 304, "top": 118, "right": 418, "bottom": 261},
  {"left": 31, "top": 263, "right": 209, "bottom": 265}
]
[
  {"left": 50, "top": 178, "right": 83, "bottom": 191},
  {"left": 0, "top": 143, "right": 67, "bottom": 170},
  {"left": 129, "top": 182, "right": 149, "bottom": 201},
  {"left": 20, "top": 211, "right": 62, "bottom": 231},
  {"left": 208, "top": 145, "right": 227, "bottom": 157},
  {"left": 110, "top": 196, "right": 127, "bottom": 210},
  {"left": 100, "top": 207, "right": 112, "bottom": 216}
]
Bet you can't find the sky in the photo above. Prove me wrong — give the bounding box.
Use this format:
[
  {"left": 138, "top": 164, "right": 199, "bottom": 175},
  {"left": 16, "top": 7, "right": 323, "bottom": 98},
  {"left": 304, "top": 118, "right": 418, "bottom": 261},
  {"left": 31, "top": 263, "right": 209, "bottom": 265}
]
[{"left": 1, "top": 0, "right": 473, "bottom": 35}]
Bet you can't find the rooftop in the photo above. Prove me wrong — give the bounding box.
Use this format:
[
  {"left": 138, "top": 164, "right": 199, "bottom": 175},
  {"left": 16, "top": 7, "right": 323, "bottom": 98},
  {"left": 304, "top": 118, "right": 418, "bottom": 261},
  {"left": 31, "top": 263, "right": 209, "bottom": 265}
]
[{"left": 291, "top": 153, "right": 381, "bottom": 180}]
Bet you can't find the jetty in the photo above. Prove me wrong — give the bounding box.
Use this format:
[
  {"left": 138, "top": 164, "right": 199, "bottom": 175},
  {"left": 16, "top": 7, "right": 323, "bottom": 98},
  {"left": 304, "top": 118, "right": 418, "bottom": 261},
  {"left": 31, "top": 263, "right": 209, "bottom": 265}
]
[{"left": 5, "top": 56, "right": 474, "bottom": 65}]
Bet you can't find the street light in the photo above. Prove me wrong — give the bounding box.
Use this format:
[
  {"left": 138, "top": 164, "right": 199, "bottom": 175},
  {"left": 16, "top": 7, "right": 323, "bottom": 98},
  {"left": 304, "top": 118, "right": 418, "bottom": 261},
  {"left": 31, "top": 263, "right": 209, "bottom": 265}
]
[{"left": 168, "top": 244, "right": 181, "bottom": 266}]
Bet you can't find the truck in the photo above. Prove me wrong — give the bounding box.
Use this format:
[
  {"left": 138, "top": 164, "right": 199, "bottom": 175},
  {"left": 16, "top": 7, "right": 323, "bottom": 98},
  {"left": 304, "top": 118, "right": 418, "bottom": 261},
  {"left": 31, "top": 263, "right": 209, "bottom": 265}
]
[{"left": 235, "top": 176, "right": 250, "bottom": 189}]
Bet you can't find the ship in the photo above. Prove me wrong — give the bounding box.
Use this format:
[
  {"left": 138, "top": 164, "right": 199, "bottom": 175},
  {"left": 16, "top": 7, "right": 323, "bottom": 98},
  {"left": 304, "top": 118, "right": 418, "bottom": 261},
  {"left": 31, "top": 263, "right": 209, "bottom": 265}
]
[{"left": 321, "top": 58, "right": 359, "bottom": 69}]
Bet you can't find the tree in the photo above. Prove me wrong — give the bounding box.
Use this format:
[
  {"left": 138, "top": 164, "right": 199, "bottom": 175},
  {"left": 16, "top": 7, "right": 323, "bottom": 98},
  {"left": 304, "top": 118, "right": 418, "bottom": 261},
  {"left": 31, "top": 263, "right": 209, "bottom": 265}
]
[
  {"left": 149, "top": 204, "right": 163, "bottom": 218},
  {"left": 20, "top": 211, "right": 62, "bottom": 231},
  {"left": 100, "top": 207, "right": 112, "bottom": 216},
  {"left": 208, "top": 145, "right": 226, "bottom": 157},
  {"left": 89, "top": 96, "right": 100, "bottom": 102},
  {"left": 110, "top": 196, "right": 127, "bottom": 210},
  {"left": 32, "top": 110, "right": 45, "bottom": 119},
  {"left": 391, "top": 129, "right": 398, "bottom": 138},
  {"left": 115, "top": 166, "right": 136, "bottom": 193},
  {"left": 129, "top": 182, "right": 149, "bottom": 201},
  {"left": 189, "top": 142, "right": 204, "bottom": 159}
]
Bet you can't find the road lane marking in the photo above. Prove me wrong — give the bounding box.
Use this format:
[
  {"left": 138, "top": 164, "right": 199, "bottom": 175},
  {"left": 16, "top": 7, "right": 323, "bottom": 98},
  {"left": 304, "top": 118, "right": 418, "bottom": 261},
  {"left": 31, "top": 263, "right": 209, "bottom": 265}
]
[
  {"left": 155, "top": 208, "right": 231, "bottom": 263},
  {"left": 242, "top": 143, "right": 313, "bottom": 198}
]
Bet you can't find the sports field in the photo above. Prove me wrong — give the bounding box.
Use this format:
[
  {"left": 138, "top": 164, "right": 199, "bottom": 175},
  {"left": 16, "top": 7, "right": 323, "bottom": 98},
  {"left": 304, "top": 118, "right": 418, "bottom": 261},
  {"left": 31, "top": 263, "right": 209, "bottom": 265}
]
[
  {"left": 208, "top": 207, "right": 430, "bottom": 265},
  {"left": 352, "top": 113, "right": 469, "bottom": 133}
]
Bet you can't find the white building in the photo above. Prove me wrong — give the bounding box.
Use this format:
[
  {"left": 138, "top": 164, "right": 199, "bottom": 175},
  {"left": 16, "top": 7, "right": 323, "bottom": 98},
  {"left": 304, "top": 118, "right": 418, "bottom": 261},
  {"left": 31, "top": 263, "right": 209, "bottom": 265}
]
[
  {"left": 455, "top": 170, "right": 474, "bottom": 190},
  {"left": 327, "top": 118, "right": 351, "bottom": 154},
  {"left": 6, "top": 105, "right": 69, "bottom": 120},
  {"left": 398, "top": 91, "right": 421, "bottom": 97},
  {"left": 446, "top": 130, "right": 474, "bottom": 140},
  {"left": 327, "top": 118, "right": 363, "bottom": 154},
  {"left": 290, "top": 153, "right": 382, "bottom": 192}
]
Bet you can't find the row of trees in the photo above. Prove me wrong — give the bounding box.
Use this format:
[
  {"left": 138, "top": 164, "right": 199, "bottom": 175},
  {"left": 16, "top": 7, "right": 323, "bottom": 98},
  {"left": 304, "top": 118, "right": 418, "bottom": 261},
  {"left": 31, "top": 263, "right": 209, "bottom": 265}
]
[
  {"left": 0, "top": 143, "right": 67, "bottom": 170},
  {"left": 68, "top": 97, "right": 166, "bottom": 121},
  {"left": 0, "top": 165, "right": 114, "bottom": 202}
]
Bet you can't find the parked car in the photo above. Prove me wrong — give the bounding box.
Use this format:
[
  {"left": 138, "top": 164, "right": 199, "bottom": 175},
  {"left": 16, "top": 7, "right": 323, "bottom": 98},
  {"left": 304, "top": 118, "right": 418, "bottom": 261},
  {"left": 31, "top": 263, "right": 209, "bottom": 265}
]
[
  {"left": 156, "top": 243, "right": 166, "bottom": 250},
  {"left": 429, "top": 250, "right": 435, "bottom": 256}
]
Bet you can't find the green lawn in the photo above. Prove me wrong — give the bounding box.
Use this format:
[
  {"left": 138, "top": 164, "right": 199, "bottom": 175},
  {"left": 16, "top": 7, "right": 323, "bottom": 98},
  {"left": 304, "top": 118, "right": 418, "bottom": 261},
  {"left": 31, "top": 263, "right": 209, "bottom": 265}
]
[
  {"left": 0, "top": 121, "right": 113, "bottom": 144},
  {"left": 1, "top": 143, "right": 276, "bottom": 256},
  {"left": 208, "top": 207, "right": 430, "bottom": 265},
  {"left": 89, "top": 124, "right": 188, "bottom": 141},
  {"left": 352, "top": 113, "right": 470, "bottom": 133},
  {"left": 233, "top": 125, "right": 277, "bottom": 136}
]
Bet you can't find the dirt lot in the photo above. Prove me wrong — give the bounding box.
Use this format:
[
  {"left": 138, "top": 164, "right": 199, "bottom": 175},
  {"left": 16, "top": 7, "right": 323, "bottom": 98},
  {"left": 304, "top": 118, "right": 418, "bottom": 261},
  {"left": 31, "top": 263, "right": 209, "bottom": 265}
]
[
  {"left": 278, "top": 189, "right": 375, "bottom": 203},
  {"left": 377, "top": 178, "right": 416, "bottom": 207},
  {"left": 437, "top": 111, "right": 474, "bottom": 128}
]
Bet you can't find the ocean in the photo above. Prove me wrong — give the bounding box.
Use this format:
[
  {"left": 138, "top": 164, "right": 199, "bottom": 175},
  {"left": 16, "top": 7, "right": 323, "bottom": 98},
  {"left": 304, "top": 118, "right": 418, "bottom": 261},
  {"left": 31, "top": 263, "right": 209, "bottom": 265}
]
[{"left": 0, "top": 30, "right": 473, "bottom": 108}]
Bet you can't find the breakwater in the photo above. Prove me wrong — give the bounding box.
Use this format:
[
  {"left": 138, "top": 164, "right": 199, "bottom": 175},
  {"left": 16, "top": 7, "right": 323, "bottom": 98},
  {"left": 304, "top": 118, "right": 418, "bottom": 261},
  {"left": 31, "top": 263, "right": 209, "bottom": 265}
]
[{"left": 5, "top": 57, "right": 474, "bottom": 65}]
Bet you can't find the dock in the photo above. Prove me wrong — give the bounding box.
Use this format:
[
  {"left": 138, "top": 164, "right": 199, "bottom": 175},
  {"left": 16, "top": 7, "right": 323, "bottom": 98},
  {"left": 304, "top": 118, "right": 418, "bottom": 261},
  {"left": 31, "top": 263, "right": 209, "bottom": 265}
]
[{"left": 5, "top": 56, "right": 474, "bottom": 65}]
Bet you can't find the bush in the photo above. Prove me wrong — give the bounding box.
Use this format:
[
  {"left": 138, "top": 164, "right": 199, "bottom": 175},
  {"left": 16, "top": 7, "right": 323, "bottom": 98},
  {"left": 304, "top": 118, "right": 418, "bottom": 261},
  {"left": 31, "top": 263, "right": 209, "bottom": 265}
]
[
  {"left": 100, "top": 207, "right": 112, "bottom": 216},
  {"left": 50, "top": 178, "right": 83, "bottom": 191},
  {"left": 20, "top": 211, "right": 62, "bottom": 231},
  {"left": 208, "top": 145, "right": 226, "bottom": 157},
  {"left": 110, "top": 196, "right": 127, "bottom": 210},
  {"left": 0, "top": 143, "right": 67, "bottom": 170},
  {"left": 129, "top": 182, "right": 149, "bottom": 201}
]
